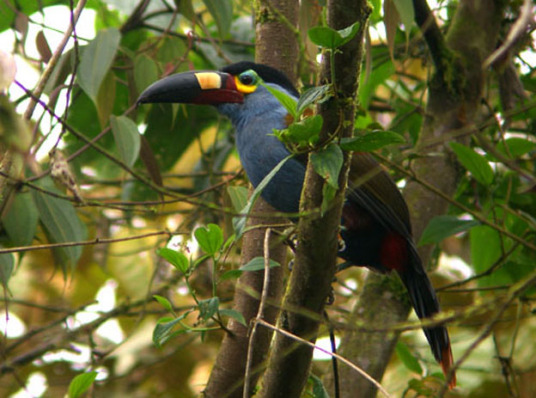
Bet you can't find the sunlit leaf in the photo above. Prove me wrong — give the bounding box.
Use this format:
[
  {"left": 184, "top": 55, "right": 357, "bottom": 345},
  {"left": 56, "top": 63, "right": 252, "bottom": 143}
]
[
  {"left": 78, "top": 28, "right": 121, "bottom": 103},
  {"left": 157, "top": 248, "right": 190, "bottom": 274},
  {"left": 202, "top": 0, "right": 233, "bottom": 38},
  {"left": 110, "top": 115, "right": 141, "bottom": 168},
  {"left": 153, "top": 295, "right": 174, "bottom": 313},
  {"left": 68, "top": 371, "right": 98, "bottom": 398},
  {"left": 194, "top": 224, "right": 224, "bottom": 255}
]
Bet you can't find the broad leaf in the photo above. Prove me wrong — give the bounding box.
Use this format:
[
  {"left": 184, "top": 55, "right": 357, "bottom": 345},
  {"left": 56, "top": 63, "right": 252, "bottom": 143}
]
[
  {"left": 450, "top": 142, "right": 494, "bottom": 186},
  {"left": 310, "top": 143, "right": 343, "bottom": 189},
  {"left": 0, "top": 252, "right": 14, "bottom": 289},
  {"left": 340, "top": 130, "right": 404, "bottom": 152},
  {"left": 134, "top": 54, "right": 158, "bottom": 94},
  {"left": 240, "top": 257, "right": 281, "bottom": 272},
  {"left": 261, "top": 81, "right": 297, "bottom": 119},
  {"left": 233, "top": 155, "right": 294, "bottom": 237},
  {"left": 296, "top": 85, "right": 332, "bottom": 116},
  {"left": 227, "top": 186, "right": 249, "bottom": 213},
  {"left": 419, "top": 215, "right": 480, "bottom": 246},
  {"left": 68, "top": 371, "right": 98, "bottom": 398},
  {"left": 157, "top": 247, "right": 190, "bottom": 273},
  {"left": 308, "top": 22, "right": 360, "bottom": 49},
  {"left": 153, "top": 315, "right": 189, "bottom": 348},
  {"left": 219, "top": 308, "right": 246, "bottom": 326},
  {"left": 202, "top": 0, "right": 233, "bottom": 38},
  {"left": 3, "top": 191, "right": 38, "bottom": 246},
  {"left": 194, "top": 224, "right": 224, "bottom": 255},
  {"left": 110, "top": 115, "right": 141, "bottom": 168},
  {"left": 78, "top": 28, "right": 121, "bottom": 103},
  {"left": 153, "top": 295, "right": 174, "bottom": 313},
  {"left": 198, "top": 297, "right": 220, "bottom": 322},
  {"left": 32, "top": 178, "right": 87, "bottom": 273},
  {"left": 495, "top": 137, "right": 536, "bottom": 159},
  {"left": 396, "top": 341, "right": 423, "bottom": 375}
]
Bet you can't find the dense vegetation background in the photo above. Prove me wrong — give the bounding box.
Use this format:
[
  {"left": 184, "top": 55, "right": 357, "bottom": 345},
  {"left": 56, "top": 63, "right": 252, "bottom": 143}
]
[{"left": 0, "top": 0, "right": 535, "bottom": 397}]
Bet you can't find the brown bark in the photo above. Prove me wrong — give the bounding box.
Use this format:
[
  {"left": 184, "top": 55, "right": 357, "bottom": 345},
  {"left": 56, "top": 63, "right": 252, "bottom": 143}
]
[
  {"left": 258, "top": 1, "right": 371, "bottom": 397},
  {"left": 203, "top": 2, "right": 299, "bottom": 397},
  {"left": 332, "top": 1, "right": 505, "bottom": 396}
]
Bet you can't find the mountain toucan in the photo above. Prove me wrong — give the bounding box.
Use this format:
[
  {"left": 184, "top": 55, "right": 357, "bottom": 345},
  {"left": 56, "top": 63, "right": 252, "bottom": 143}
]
[{"left": 138, "top": 61, "right": 455, "bottom": 387}]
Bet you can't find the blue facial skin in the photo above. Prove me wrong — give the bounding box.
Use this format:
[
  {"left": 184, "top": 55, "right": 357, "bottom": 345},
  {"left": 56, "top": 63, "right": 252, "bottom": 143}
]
[{"left": 218, "top": 83, "right": 305, "bottom": 214}]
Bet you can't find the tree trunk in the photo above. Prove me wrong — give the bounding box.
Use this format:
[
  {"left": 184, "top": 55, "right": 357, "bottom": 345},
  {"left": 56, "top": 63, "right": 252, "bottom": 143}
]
[{"left": 331, "top": 1, "right": 505, "bottom": 396}]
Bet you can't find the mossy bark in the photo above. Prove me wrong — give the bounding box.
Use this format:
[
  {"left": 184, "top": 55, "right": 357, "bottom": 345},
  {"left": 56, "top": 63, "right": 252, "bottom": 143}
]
[{"left": 330, "top": 1, "right": 505, "bottom": 396}]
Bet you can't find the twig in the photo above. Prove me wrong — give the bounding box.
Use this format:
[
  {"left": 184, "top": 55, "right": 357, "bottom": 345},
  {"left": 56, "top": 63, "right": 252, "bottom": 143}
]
[
  {"left": 0, "top": 230, "right": 172, "bottom": 255},
  {"left": 23, "top": 0, "right": 87, "bottom": 121},
  {"left": 243, "top": 228, "right": 272, "bottom": 398},
  {"left": 256, "top": 319, "right": 392, "bottom": 398}
]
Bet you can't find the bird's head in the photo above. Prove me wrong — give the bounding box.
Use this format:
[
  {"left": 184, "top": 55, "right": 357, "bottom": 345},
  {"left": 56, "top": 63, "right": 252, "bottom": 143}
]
[{"left": 137, "top": 61, "right": 298, "bottom": 116}]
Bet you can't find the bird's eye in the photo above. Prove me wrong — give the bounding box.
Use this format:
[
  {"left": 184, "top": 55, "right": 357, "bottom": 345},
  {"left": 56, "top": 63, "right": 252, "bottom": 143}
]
[{"left": 239, "top": 72, "right": 255, "bottom": 86}]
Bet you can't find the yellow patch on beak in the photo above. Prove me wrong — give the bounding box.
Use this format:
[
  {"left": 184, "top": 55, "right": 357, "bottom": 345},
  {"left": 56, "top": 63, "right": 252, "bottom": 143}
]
[
  {"left": 234, "top": 76, "right": 257, "bottom": 94},
  {"left": 195, "top": 72, "right": 222, "bottom": 90}
]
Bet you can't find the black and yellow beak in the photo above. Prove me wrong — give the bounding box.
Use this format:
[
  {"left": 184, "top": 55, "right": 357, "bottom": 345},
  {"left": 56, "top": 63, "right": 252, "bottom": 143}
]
[{"left": 137, "top": 71, "right": 244, "bottom": 106}]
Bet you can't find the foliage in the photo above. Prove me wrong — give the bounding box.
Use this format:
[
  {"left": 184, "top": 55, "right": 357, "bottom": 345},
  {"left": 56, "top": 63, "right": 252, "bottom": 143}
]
[{"left": 0, "top": 1, "right": 534, "bottom": 397}]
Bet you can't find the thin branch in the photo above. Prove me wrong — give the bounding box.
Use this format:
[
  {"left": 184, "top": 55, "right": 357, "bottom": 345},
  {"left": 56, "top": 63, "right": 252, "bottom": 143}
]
[
  {"left": 257, "top": 319, "right": 392, "bottom": 397},
  {"left": 243, "top": 228, "right": 272, "bottom": 398},
  {"left": 23, "top": 0, "right": 87, "bottom": 121},
  {"left": 0, "top": 230, "right": 172, "bottom": 255}
]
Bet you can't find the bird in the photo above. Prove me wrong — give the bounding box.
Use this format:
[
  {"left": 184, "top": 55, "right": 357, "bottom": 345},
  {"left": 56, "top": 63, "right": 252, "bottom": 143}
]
[{"left": 137, "top": 61, "right": 455, "bottom": 388}]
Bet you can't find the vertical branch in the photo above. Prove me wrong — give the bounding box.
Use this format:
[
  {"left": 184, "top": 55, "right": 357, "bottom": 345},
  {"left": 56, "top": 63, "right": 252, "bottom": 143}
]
[
  {"left": 332, "top": 1, "right": 506, "bottom": 396},
  {"left": 203, "top": 2, "right": 299, "bottom": 397},
  {"left": 258, "top": 1, "right": 371, "bottom": 397}
]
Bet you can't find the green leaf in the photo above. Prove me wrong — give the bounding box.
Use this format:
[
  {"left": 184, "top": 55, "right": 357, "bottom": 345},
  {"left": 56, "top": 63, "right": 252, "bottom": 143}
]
[
  {"left": 261, "top": 81, "right": 297, "bottom": 119},
  {"left": 396, "top": 341, "right": 423, "bottom": 375},
  {"left": 308, "top": 22, "right": 360, "bottom": 49},
  {"left": 419, "top": 215, "right": 480, "bottom": 246},
  {"left": 470, "top": 225, "right": 501, "bottom": 275},
  {"left": 309, "top": 374, "right": 329, "bottom": 398},
  {"left": 134, "top": 54, "right": 158, "bottom": 94},
  {"left": 495, "top": 137, "right": 536, "bottom": 159},
  {"left": 220, "top": 269, "right": 243, "bottom": 280},
  {"left": 278, "top": 115, "right": 323, "bottom": 146},
  {"left": 194, "top": 224, "right": 224, "bottom": 255},
  {"left": 153, "top": 316, "right": 188, "bottom": 348},
  {"left": 32, "top": 178, "right": 87, "bottom": 273},
  {"left": 202, "top": 0, "right": 233, "bottom": 38},
  {"left": 198, "top": 297, "right": 219, "bottom": 322},
  {"left": 240, "top": 257, "right": 280, "bottom": 272},
  {"left": 157, "top": 247, "right": 189, "bottom": 273},
  {"left": 393, "top": 0, "right": 414, "bottom": 35},
  {"left": 78, "top": 28, "right": 121, "bottom": 103},
  {"left": 3, "top": 191, "right": 38, "bottom": 246},
  {"left": 227, "top": 186, "right": 249, "bottom": 213},
  {"left": 340, "top": 130, "right": 404, "bottom": 152},
  {"left": 296, "top": 85, "right": 332, "bottom": 116},
  {"left": 110, "top": 115, "right": 141, "bottom": 168},
  {"left": 0, "top": 252, "right": 14, "bottom": 290},
  {"left": 153, "top": 295, "right": 174, "bottom": 313},
  {"left": 67, "top": 371, "right": 98, "bottom": 398},
  {"left": 219, "top": 308, "right": 246, "bottom": 326},
  {"left": 450, "top": 142, "right": 494, "bottom": 186},
  {"left": 95, "top": 71, "right": 116, "bottom": 128},
  {"left": 233, "top": 155, "right": 294, "bottom": 237},
  {"left": 358, "top": 60, "right": 395, "bottom": 109},
  {"left": 310, "top": 143, "right": 343, "bottom": 189}
]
